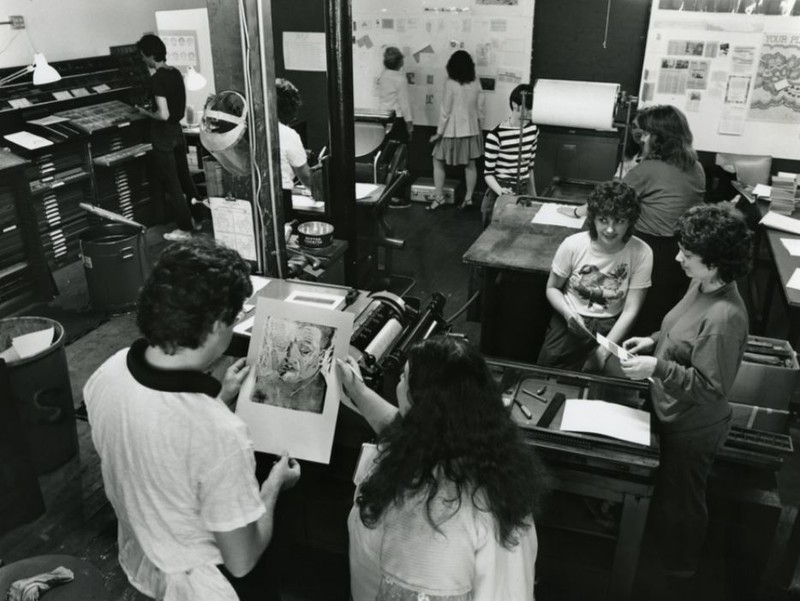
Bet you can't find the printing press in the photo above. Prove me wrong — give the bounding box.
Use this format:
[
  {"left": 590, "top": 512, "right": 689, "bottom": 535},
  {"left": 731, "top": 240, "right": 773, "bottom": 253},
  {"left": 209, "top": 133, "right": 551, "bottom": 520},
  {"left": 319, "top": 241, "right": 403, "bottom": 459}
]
[{"left": 229, "top": 277, "right": 449, "bottom": 405}]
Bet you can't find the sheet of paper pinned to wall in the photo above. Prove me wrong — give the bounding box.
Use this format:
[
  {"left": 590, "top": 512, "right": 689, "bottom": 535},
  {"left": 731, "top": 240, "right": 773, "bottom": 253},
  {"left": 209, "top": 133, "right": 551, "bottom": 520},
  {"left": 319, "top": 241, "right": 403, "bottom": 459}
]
[
  {"left": 531, "top": 203, "right": 586, "bottom": 229},
  {"left": 209, "top": 196, "right": 257, "bottom": 261},
  {"left": 283, "top": 32, "right": 327, "bottom": 72},
  {"left": 561, "top": 399, "right": 651, "bottom": 447}
]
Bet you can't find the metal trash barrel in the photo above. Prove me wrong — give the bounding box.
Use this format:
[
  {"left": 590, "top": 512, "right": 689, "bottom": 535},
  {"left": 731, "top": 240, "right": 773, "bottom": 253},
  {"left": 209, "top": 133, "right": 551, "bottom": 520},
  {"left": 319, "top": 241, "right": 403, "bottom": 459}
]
[
  {"left": 79, "top": 217, "right": 150, "bottom": 314},
  {"left": 0, "top": 317, "right": 77, "bottom": 474}
]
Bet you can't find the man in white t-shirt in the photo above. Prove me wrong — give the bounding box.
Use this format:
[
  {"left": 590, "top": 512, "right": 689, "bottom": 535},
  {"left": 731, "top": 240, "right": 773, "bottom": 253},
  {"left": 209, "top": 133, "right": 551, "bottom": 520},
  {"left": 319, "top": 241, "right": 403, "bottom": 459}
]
[
  {"left": 276, "top": 79, "right": 314, "bottom": 222},
  {"left": 85, "top": 238, "right": 300, "bottom": 601},
  {"left": 538, "top": 181, "right": 653, "bottom": 373}
]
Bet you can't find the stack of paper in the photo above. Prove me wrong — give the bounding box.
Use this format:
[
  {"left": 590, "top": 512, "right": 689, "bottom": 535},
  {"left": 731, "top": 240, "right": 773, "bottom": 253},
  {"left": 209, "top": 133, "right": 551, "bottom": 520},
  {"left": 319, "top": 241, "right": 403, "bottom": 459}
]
[{"left": 769, "top": 173, "right": 799, "bottom": 215}]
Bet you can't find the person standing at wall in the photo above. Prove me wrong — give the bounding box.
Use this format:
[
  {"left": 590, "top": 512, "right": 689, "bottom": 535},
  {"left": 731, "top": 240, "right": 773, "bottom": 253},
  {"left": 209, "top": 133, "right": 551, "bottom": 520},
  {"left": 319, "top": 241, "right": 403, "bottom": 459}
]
[
  {"left": 427, "top": 50, "right": 484, "bottom": 211},
  {"left": 378, "top": 47, "right": 414, "bottom": 145},
  {"left": 136, "top": 34, "right": 200, "bottom": 242}
]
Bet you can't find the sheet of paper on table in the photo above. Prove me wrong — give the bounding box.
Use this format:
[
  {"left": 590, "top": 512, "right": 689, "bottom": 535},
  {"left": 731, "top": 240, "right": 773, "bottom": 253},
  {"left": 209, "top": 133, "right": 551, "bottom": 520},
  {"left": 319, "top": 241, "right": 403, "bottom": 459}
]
[
  {"left": 531, "top": 203, "right": 586, "bottom": 229},
  {"left": 752, "top": 183, "right": 771, "bottom": 199},
  {"left": 355, "top": 183, "right": 381, "bottom": 199},
  {"left": 787, "top": 268, "right": 800, "bottom": 291},
  {"left": 761, "top": 211, "right": 800, "bottom": 236},
  {"left": 561, "top": 399, "right": 651, "bottom": 446},
  {"left": 781, "top": 238, "right": 800, "bottom": 257}
]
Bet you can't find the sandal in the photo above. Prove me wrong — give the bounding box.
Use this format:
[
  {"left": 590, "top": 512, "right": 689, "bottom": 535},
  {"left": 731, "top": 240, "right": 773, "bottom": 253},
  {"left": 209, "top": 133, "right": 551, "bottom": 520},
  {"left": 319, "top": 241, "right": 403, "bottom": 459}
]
[
  {"left": 460, "top": 198, "right": 474, "bottom": 209},
  {"left": 425, "top": 194, "right": 446, "bottom": 211}
]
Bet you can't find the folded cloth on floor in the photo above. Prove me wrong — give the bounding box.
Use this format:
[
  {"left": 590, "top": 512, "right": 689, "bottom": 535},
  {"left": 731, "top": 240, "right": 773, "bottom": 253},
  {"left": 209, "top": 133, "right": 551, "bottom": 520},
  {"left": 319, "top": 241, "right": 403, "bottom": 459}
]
[{"left": 7, "top": 566, "right": 74, "bottom": 601}]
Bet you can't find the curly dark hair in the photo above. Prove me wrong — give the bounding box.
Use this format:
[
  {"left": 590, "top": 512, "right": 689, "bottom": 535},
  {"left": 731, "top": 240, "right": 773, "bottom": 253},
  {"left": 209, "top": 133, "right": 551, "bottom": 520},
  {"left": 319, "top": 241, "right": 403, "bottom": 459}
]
[
  {"left": 445, "top": 50, "right": 476, "bottom": 84},
  {"left": 356, "top": 336, "right": 547, "bottom": 548},
  {"left": 586, "top": 180, "right": 641, "bottom": 242},
  {"left": 136, "top": 238, "right": 252, "bottom": 353},
  {"left": 674, "top": 205, "right": 752, "bottom": 283},
  {"left": 137, "top": 34, "right": 166, "bottom": 63},
  {"left": 635, "top": 105, "right": 697, "bottom": 171},
  {"left": 276, "top": 78, "right": 302, "bottom": 124}
]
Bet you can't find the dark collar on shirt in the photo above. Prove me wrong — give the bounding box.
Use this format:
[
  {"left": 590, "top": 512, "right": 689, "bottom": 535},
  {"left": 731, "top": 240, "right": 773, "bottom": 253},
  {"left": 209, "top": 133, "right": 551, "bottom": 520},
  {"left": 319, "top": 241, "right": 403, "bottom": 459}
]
[{"left": 126, "top": 338, "right": 221, "bottom": 397}]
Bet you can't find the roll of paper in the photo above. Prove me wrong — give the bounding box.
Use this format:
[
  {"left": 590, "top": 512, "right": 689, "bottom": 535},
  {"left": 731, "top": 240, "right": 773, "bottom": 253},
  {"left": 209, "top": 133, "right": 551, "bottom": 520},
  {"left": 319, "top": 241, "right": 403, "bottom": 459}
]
[
  {"left": 364, "top": 318, "right": 403, "bottom": 362},
  {"left": 530, "top": 79, "right": 619, "bottom": 131}
]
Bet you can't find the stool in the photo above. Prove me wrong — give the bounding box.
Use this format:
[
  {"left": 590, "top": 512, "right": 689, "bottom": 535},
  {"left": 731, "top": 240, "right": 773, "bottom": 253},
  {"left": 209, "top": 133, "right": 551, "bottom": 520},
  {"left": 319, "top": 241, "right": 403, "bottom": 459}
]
[{"left": 0, "top": 555, "right": 106, "bottom": 601}]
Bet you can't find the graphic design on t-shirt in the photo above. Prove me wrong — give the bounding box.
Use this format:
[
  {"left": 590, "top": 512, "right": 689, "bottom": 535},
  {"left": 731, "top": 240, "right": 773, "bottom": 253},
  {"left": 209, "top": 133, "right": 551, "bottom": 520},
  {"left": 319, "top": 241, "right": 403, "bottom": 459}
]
[{"left": 570, "top": 263, "right": 629, "bottom": 309}]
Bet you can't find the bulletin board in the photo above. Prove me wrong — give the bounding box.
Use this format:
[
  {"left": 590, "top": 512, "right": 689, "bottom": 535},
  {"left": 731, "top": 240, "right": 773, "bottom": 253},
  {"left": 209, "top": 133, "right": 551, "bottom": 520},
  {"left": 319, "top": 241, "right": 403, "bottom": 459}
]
[
  {"left": 639, "top": 1, "right": 800, "bottom": 160},
  {"left": 351, "top": 0, "right": 536, "bottom": 129}
]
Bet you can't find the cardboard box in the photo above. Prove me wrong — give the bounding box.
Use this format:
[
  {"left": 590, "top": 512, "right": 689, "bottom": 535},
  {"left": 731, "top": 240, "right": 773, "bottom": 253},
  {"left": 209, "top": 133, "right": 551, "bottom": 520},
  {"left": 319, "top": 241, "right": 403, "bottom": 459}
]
[
  {"left": 410, "top": 177, "right": 458, "bottom": 205},
  {"left": 728, "top": 335, "right": 799, "bottom": 410}
]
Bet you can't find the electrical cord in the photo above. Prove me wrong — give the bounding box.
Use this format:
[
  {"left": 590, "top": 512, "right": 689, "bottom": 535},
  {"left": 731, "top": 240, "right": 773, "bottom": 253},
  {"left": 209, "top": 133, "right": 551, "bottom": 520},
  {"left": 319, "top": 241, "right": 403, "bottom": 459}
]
[{"left": 444, "top": 291, "right": 480, "bottom": 325}]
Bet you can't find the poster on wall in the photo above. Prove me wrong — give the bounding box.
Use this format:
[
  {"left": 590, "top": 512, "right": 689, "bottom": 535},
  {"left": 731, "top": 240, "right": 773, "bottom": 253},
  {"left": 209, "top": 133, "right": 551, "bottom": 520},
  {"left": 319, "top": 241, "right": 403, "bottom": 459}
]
[
  {"left": 236, "top": 298, "right": 354, "bottom": 464},
  {"left": 351, "top": 0, "right": 535, "bottom": 128},
  {"left": 159, "top": 30, "right": 200, "bottom": 71},
  {"left": 640, "top": 1, "right": 800, "bottom": 159}
]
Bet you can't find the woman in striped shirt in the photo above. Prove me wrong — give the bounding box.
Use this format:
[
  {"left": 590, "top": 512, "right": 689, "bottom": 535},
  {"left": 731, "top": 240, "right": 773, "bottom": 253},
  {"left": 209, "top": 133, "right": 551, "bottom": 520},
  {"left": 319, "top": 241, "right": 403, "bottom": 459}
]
[{"left": 481, "top": 84, "right": 539, "bottom": 227}]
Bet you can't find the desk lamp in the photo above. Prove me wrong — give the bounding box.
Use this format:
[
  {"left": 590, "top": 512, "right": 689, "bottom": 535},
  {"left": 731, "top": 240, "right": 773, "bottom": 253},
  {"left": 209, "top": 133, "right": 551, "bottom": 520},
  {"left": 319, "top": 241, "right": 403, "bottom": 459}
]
[
  {"left": 184, "top": 66, "right": 207, "bottom": 91},
  {"left": 0, "top": 53, "right": 61, "bottom": 87}
]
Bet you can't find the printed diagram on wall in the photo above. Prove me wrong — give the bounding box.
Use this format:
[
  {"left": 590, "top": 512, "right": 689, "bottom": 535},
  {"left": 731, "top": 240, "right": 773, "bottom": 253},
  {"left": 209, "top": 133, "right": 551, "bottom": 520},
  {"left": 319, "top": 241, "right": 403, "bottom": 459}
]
[
  {"left": 351, "top": 0, "right": 535, "bottom": 128},
  {"left": 749, "top": 32, "right": 800, "bottom": 123},
  {"left": 160, "top": 30, "right": 200, "bottom": 71},
  {"left": 236, "top": 297, "right": 354, "bottom": 464},
  {"left": 640, "top": 0, "right": 800, "bottom": 158}
]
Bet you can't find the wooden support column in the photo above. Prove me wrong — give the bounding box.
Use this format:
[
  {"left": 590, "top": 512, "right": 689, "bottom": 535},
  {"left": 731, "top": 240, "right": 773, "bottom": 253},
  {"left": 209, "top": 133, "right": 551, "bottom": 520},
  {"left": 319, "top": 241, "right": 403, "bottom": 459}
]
[
  {"left": 324, "top": 0, "right": 357, "bottom": 286},
  {"left": 206, "top": 0, "right": 285, "bottom": 277}
]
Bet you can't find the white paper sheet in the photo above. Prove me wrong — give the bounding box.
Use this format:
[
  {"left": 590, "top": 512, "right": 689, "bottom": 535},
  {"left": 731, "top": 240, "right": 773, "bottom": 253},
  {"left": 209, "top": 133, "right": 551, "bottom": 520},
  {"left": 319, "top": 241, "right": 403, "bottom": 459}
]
[
  {"left": 787, "top": 268, "right": 800, "bottom": 291},
  {"left": 596, "top": 333, "right": 633, "bottom": 361},
  {"left": 561, "top": 399, "right": 651, "bottom": 446},
  {"left": 282, "top": 32, "right": 327, "bottom": 72},
  {"left": 752, "top": 184, "right": 772, "bottom": 199},
  {"left": 284, "top": 290, "right": 345, "bottom": 310},
  {"left": 531, "top": 203, "right": 586, "bottom": 229},
  {"left": 4, "top": 131, "right": 53, "bottom": 150},
  {"left": 11, "top": 327, "right": 54, "bottom": 359},
  {"left": 210, "top": 197, "right": 257, "bottom": 261},
  {"left": 236, "top": 297, "right": 354, "bottom": 463},
  {"left": 356, "top": 183, "right": 381, "bottom": 199},
  {"left": 250, "top": 275, "right": 271, "bottom": 295},
  {"left": 781, "top": 238, "right": 800, "bottom": 257},
  {"left": 761, "top": 212, "right": 800, "bottom": 236}
]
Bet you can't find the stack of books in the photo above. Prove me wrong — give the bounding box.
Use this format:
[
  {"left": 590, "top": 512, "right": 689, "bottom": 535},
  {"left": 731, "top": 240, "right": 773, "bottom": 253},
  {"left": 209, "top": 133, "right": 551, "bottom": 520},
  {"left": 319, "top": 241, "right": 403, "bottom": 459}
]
[{"left": 770, "top": 172, "right": 800, "bottom": 215}]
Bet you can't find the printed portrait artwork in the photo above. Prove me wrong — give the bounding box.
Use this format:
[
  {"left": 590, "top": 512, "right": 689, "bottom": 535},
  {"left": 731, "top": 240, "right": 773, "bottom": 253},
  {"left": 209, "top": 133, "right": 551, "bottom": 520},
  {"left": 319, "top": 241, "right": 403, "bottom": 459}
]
[{"left": 251, "top": 317, "right": 335, "bottom": 414}]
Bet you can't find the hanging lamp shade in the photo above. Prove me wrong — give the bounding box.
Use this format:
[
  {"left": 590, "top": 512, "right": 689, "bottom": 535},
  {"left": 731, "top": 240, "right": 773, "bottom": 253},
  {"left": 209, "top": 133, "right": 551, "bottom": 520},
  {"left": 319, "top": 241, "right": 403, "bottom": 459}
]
[
  {"left": 31, "top": 53, "right": 60, "bottom": 85},
  {"left": 184, "top": 66, "right": 207, "bottom": 92}
]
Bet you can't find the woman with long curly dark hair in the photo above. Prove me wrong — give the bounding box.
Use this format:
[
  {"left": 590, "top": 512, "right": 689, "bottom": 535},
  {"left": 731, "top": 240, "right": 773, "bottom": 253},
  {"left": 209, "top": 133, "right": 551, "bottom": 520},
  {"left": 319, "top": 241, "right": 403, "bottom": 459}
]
[
  {"left": 622, "top": 104, "right": 706, "bottom": 334},
  {"left": 337, "top": 336, "right": 544, "bottom": 601},
  {"left": 620, "top": 205, "right": 752, "bottom": 579}
]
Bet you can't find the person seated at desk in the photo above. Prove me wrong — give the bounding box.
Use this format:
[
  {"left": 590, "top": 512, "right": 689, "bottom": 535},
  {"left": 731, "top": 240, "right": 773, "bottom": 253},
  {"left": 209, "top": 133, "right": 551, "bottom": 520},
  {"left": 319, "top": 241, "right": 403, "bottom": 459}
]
[
  {"left": 277, "top": 78, "right": 314, "bottom": 221},
  {"left": 338, "top": 336, "right": 544, "bottom": 601},
  {"left": 620, "top": 205, "right": 751, "bottom": 580},
  {"left": 569, "top": 105, "right": 705, "bottom": 337},
  {"left": 84, "top": 238, "right": 300, "bottom": 601},
  {"left": 481, "top": 83, "right": 539, "bottom": 228},
  {"left": 539, "top": 181, "right": 653, "bottom": 373}
]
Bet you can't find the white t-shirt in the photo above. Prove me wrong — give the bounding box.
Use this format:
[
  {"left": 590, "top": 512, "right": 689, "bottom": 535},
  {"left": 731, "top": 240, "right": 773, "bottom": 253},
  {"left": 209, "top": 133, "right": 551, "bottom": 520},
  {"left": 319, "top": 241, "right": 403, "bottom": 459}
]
[
  {"left": 84, "top": 341, "right": 266, "bottom": 601},
  {"left": 278, "top": 122, "right": 307, "bottom": 190},
  {"left": 552, "top": 231, "right": 653, "bottom": 319}
]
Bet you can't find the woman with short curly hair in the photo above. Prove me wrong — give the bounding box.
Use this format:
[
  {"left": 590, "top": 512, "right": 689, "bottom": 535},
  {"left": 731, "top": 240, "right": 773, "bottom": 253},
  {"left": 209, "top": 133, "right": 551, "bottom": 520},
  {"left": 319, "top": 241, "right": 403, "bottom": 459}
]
[
  {"left": 338, "top": 336, "right": 545, "bottom": 601},
  {"left": 621, "top": 204, "right": 752, "bottom": 578}
]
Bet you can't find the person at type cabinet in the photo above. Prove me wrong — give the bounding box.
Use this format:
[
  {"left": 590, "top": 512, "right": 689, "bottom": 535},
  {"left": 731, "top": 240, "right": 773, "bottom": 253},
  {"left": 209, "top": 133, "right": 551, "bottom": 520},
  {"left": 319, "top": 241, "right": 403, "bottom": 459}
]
[
  {"left": 481, "top": 83, "right": 539, "bottom": 228},
  {"left": 620, "top": 205, "right": 751, "bottom": 580},
  {"left": 427, "top": 50, "right": 484, "bottom": 211},
  {"left": 276, "top": 78, "right": 314, "bottom": 222},
  {"left": 539, "top": 181, "right": 653, "bottom": 373},
  {"left": 84, "top": 238, "right": 301, "bottom": 601},
  {"left": 338, "top": 336, "right": 544, "bottom": 601},
  {"left": 136, "top": 34, "right": 200, "bottom": 242}
]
